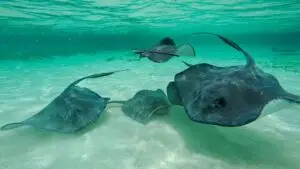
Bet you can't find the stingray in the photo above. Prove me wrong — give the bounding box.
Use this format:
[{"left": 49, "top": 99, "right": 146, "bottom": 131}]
[
  {"left": 110, "top": 89, "right": 171, "bottom": 124},
  {"left": 166, "top": 32, "right": 300, "bottom": 127},
  {"left": 0, "top": 69, "right": 129, "bottom": 133},
  {"left": 133, "top": 37, "right": 196, "bottom": 63}
]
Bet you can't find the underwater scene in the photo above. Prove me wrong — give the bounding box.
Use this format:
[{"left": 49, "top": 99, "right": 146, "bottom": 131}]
[{"left": 1, "top": 1, "right": 300, "bottom": 169}]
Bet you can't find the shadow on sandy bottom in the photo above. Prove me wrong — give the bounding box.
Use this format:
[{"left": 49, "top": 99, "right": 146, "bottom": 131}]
[
  {"left": 1, "top": 105, "right": 298, "bottom": 169},
  {"left": 160, "top": 106, "right": 297, "bottom": 169}
]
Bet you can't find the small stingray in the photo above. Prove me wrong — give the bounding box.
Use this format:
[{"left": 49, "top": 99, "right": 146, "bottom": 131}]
[
  {"left": 133, "top": 37, "right": 196, "bottom": 63},
  {"left": 0, "top": 69, "right": 129, "bottom": 133},
  {"left": 166, "top": 32, "right": 300, "bottom": 127},
  {"left": 110, "top": 89, "right": 171, "bottom": 124}
]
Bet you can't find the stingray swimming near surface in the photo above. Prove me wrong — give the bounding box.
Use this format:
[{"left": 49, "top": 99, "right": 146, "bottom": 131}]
[
  {"left": 0, "top": 69, "right": 129, "bottom": 133},
  {"left": 166, "top": 32, "right": 300, "bottom": 127},
  {"left": 133, "top": 37, "right": 196, "bottom": 63},
  {"left": 110, "top": 89, "right": 171, "bottom": 124}
]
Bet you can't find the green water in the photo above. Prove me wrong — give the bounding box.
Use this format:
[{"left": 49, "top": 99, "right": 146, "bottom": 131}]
[
  {"left": 1, "top": 1, "right": 300, "bottom": 169},
  {"left": 1, "top": 1, "right": 300, "bottom": 60}
]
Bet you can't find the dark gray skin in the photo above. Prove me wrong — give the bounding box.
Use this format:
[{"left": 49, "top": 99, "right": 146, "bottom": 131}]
[
  {"left": 110, "top": 89, "right": 171, "bottom": 124},
  {"left": 167, "top": 32, "right": 300, "bottom": 127},
  {"left": 0, "top": 69, "right": 129, "bottom": 133},
  {"left": 133, "top": 37, "right": 182, "bottom": 63}
]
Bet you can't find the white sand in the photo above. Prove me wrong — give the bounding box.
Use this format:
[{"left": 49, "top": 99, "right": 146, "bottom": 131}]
[{"left": 0, "top": 50, "right": 300, "bottom": 169}]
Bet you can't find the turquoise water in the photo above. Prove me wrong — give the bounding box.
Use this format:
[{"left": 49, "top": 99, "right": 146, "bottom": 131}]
[{"left": 1, "top": 1, "right": 300, "bottom": 169}]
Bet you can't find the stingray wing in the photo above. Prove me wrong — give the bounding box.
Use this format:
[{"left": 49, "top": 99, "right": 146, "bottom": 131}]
[
  {"left": 1, "top": 87, "right": 110, "bottom": 133},
  {"left": 35, "top": 87, "right": 109, "bottom": 133},
  {"left": 0, "top": 69, "right": 128, "bottom": 133}
]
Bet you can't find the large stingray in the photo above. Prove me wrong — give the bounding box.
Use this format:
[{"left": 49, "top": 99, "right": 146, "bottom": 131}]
[
  {"left": 110, "top": 89, "right": 171, "bottom": 124},
  {"left": 166, "top": 32, "right": 300, "bottom": 127},
  {"left": 0, "top": 69, "right": 129, "bottom": 133},
  {"left": 133, "top": 37, "right": 196, "bottom": 63}
]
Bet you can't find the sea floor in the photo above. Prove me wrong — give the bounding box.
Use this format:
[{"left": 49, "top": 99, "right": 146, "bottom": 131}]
[{"left": 1, "top": 46, "right": 300, "bottom": 169}]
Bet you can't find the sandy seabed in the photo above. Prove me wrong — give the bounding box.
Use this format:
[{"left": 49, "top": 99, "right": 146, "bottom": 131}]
[{"left": 1, "top": 49, "right": 300, "bottom": 169}]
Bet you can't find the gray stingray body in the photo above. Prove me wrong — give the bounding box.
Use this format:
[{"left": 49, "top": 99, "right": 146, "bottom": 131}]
[
  {"left": 0, "top": 69, "right": 128, "bottom": 133},
  {"left": 133, "top": 37, "right": 195, "bottom": 63},
  {"left": 167, "top": 32, "right": 300, "bottom": 127},
  {"left": 111, "top": 89, "right": 171, "bottom": 124}
]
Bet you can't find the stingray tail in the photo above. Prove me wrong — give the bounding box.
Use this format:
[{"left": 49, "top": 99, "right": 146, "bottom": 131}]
[
  {"left": 66, "top": 69, "right": 130, "bottom": 90},
  {"left": 133, "top": 48, "right": 180, "bottom": 58},
  {"left": 146, "top": 50, "right": 179, "bottom": 57},
  {"left": 175, "top": 44, "right": 196, "bottom": 57},
  {"left": 0, "top": 122, "right": 26, "bottom": 131},
  {"left": 281, "top": 92, "right": 300, "bottom": 104},
  {"left": 181, "top": 32, "right": 255, "bottom": 67},
  {"left": 181, "top": 60, "right": 193, "bottom": 67}
]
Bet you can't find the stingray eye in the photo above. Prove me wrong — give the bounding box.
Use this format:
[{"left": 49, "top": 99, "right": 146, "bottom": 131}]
[
  {"left": 215, "top": 97, "right": 226, "bottom": 108},
  {"left": 209, "top": 97, "right": 227, "bottom": 109}
]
